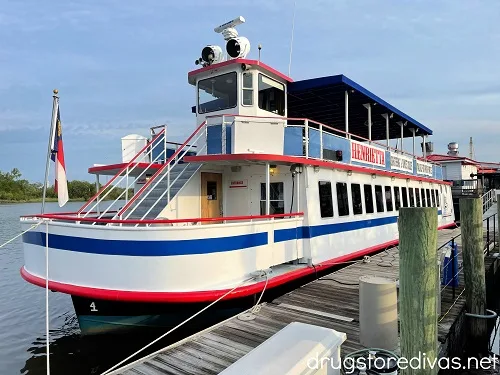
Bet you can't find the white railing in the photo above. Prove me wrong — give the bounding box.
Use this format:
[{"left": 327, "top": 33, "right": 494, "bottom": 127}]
[
  {"left": 77, "top": 126, "right": 168, "bottom": 218},
  {"left": 117, "top": 121, "right": 207, "bottom": 221},
  {"left": 204, "top": 114, "right": 444, "bottom": 177},
  {"left": 482, "top": 189, "right": 496, "bottom": 213}
]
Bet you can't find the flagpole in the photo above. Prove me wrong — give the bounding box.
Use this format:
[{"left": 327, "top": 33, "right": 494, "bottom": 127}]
[{"left": 41, "top": 89, "right": 59, "bottom": 214}]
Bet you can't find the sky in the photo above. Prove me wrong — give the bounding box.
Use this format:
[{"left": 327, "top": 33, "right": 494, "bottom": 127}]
[{"left": 0, "top": 0, "right": 499, "bottom": 182}]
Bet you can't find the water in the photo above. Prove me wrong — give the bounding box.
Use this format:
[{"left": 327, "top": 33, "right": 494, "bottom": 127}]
[{"left": 0, "top": 202, "right": 188, "bottom": 375}]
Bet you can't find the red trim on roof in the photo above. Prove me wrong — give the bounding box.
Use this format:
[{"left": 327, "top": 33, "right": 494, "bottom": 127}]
[
  {"left": 185, "top": 154, "right": 452, "bottom": 186},
  {"left": 427, "top": 154, "right": 478, "bottom": 166},
  {"left": 188, "top": 59, "right": 293, "bottom": 83},
  {"left": 88, "top": 163, "right": 162, "bottom": 175}
]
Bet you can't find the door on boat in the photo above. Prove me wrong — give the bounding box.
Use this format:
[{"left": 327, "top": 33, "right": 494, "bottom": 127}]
[{"left": 201, "top": 172, "right": 223, "bottom": 222}]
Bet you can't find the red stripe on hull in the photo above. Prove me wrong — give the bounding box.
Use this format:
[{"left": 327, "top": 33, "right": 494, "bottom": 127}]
[{"left": 21, "top": 226, "right": 454, "bottom": 303}]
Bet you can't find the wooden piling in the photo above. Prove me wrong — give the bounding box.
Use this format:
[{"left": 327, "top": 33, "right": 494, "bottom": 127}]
[
  {"left": 399, "top": 207, "right": 438, "bottom": 375},
  {"left": 460, "top": 197, "right": 488, "bottom": 356}
]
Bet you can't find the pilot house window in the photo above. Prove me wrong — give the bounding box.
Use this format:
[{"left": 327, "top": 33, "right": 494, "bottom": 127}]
[
  {"left": 242, "top": 72, "right": 253, "bottom": 106},
  {"left": 260, "top": 182, "right": 284, "bottom": 215},
  {"left": 198, "top": 72, "right": 237, "bottom": 114},
  {"left": 258, "top": 74, "right": 285, "bottom": 115}
]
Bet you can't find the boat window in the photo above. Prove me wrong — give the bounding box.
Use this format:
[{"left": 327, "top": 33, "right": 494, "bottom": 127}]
[
  {"left": 364, "top": 184, "right": 374, "bottom": 214},
  {"left": 408, "top": 188, "right": 415, "bottom": 207},
  {"left": 394, "top": 187, "right": 401, "bottom": 210},
  {"left": 260, "top": 182, "right": 284, "bottom": 215},
  {"left": 421, "top": 188, "right": 427, "bottom": 207},
  {"left": 427, "top": 189, "right": 432, "bottom": 207},
  {"left": 431, "top": 189, "right": 436, "bottom": 207},
  {"left": 374, "top": 185, "right": 384, "bottom": 212},
  {"left": 351, "top": 184, "right": 363, "bottom": 215},
  {"left": 198, "top": 72, "right": 238, "bottom": 114},
  {"left": 318, "top": 181, "right": 334, "bottom": 218},
  {"left": 336, "top": 182, "right": 350, "bottom": 216},
  {"left": 258, "top": 74, "right": 285, "bottom": 116},
  {"left": 402, "top": 187, "right": 408, "bottom": 207},
  {"left": 435, "top": 189, "right": 440, "bottom": 207},
  {"left": 415, "top": 188, "right": 421, "bottom": 207},
  {"left": 385, "top": 186, "right": 393, "bottom": 212},
  {"left": 242, "top": 72, "right": 253, "bottom": 106}
]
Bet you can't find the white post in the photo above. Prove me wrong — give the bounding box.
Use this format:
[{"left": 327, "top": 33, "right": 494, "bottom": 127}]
[
  {"left": 304, "top": 119, "right": 309, "bottom": 158},
  {"left": 423, "top": 135, "right": 427, "bottom": 158},
  {"left": 382, "top": 113, "right": 390, "bottom": 148},
  {"left": 95, "top": 174, "right": 100, "bottom": 215},
  {"left": 265, "top": 162, "right": 270, "bottom": 215},
  {"left": 125, "top": 167, "right": 129, "bottom": 203},
  {"left": 345, "top": 90, "right": 349, "bottom": 138},
  {"left": 45, "top": 220, "right": 50, "bottom": 375},
  {"left": 364, "top": 104, "right": 372, "bottom": 143},
  {"left": 221, "top": 115, "right": 226, "bottom": 154},
  {"left": 163, "top": 125, "right": 167, "bottom": 162},
  {"left": 412, "top": 128, "right": 416, "bottom": 156},
  {"left": 319, "top": 123, "right": 323, "bottom": 159},
  {"left": 167, "top": 165, "right": 171, "bottom": 203},
  {"left": 400, "top": 121, "right": 404, "bottom": 153}
]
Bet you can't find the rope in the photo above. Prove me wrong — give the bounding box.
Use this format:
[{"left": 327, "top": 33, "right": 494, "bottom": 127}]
[
  {"left": 100, "top": 274, "right": 260, "bottom": 375},
  {"left": 250, "top": 270, "right": 269, "bottom": 315},
  {"left": 0, "top": 221, "right": 42, "bottom": 249},
  {"left": 439, "top": 289, "right": 465, "bottom": 322}
]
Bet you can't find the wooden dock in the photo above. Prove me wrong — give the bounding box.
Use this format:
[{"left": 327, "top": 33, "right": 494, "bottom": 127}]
[{"left": 109, "top": 222, "right": 500, "bottom": 375}]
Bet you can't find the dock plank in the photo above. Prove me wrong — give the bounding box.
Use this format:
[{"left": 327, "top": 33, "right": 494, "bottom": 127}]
[{"left": 114, "top": 226, "right": 496, "bottom": 375}]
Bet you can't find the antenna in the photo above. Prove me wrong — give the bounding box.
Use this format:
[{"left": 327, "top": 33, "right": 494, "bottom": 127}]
[
  {"left": 469, "top": 136, "right": 474, "bottom": 159},
  {"left": 288, "top": 0, "right": 297, "bottom": 77}
]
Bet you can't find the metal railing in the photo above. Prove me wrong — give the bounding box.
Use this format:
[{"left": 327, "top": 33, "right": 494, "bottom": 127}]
[
  {"left": 117, "top": 121, "right": 207, "bottom": 221},
  {"left": 204, "top": 114, "right": 444, "bottom": 176},
  {"left": 439, "top": 212, "right": 497, "bottom": 307},
  {"left": 77, "top": 126, "right": 167, "bottom": 218},
  {"left": 482, "top": 189, "right": 496, "bottom": 213}
]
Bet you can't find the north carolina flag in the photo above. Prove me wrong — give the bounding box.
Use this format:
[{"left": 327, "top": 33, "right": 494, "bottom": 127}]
[{"left": 50, "top": 106, "right": 69, "bottom": 207}]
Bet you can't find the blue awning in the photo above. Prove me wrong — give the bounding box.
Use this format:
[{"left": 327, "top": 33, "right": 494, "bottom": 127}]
[{"left": 287, "top": 74, "right": 432, "bottom": 141}]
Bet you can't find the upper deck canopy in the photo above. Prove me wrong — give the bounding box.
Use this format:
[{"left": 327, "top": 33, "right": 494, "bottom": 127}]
[{"left": 287, "top": 74, "right": 432, "bottom": 141}]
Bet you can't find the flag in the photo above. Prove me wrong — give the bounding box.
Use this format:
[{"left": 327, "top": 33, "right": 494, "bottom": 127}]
[{"left": 50, "top": 106, "right": 69, "bottom": 207}]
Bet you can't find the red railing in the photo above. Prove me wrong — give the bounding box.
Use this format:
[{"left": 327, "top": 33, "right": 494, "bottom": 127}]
[
  {"left": 77, "top": 128, "right": 167, "bottom": 215},
  {"left": 20, "top": 212, "right": 304, "bottom": 225},
  {"left": 21, "top": 210, "right": 118, "bottom": 218},
  {"left": 117, "top": 121, "right": 207, "bottom": 217}
]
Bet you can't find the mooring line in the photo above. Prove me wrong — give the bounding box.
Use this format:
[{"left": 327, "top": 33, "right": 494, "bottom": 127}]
[
  {"left": 101, "top": 274, "right": 265, "bottom": 375},
  {"left": 0, "top": 221, "right": 43, "bottom": 249}
]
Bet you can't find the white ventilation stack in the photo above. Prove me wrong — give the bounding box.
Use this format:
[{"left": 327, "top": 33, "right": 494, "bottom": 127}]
[
  {"left": 359, "top": 276, "right": 398, "bottom": 350},
  {"left": 447, "top": 142, "right": 459, "bottom": 156},
  {"left": 121, "top": 134, "right": 148, "bottom": 163}
]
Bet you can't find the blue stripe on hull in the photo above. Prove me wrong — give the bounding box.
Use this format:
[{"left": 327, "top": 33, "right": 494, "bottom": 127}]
[
  {"left": 22, "top": 231, "right": 268, "bottom": 256},
  {"left": 275, "top": 215, "right": 398, "bottom": 242},
  {"left": 23, "top": 209, "right": 444, "bottom": 256}
]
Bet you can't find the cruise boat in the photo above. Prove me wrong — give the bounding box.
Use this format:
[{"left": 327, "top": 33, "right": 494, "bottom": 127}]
[{"left": 20, "top": 17, "right": 455, "bottom": 335}]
